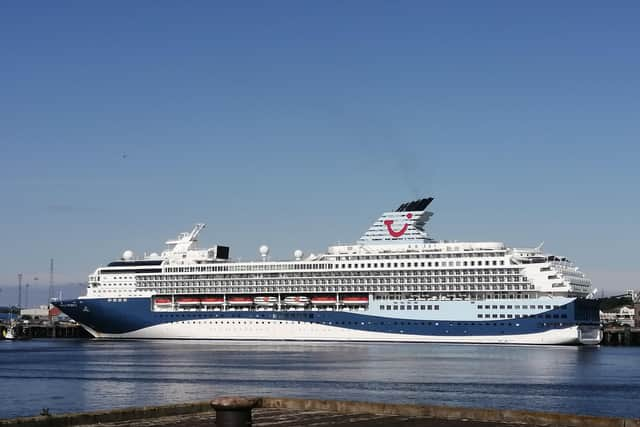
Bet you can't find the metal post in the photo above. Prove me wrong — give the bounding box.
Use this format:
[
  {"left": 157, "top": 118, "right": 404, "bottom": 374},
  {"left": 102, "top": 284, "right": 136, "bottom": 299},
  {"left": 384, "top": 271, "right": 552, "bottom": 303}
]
[
  {"left": 210, "top": 397, "right": 260, "bottom": 427},
  {"left": 49, "top": 259, "right": 55, "bottom": 338}
]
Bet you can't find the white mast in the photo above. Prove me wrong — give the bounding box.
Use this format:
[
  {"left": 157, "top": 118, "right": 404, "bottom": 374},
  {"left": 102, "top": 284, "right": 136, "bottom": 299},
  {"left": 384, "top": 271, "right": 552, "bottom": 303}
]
[{"left": 165, "top": 224, "right": 206, "bottom": 253}]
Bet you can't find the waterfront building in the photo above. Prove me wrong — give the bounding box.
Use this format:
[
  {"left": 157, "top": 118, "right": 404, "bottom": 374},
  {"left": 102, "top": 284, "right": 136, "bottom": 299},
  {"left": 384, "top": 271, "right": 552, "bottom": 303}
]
[{"left": 600, "top": 306, "right": 635, "bottom": 327}]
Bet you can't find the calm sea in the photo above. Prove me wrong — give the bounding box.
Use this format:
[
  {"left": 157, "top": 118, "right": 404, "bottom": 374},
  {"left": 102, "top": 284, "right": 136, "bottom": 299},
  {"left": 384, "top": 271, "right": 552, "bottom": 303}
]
[{"left": 1, "top": 339, "right": 639, "bottom": 420}]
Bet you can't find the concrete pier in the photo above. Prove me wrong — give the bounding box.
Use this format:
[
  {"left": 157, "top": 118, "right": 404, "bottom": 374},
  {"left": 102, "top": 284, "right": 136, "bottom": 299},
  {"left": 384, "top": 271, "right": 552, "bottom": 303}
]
[
  {"left": 0, "top": 322, "right": 90, "bottom": 339},
  {"left": 1, "top": 397, "right": 638, "bottom": 427}
]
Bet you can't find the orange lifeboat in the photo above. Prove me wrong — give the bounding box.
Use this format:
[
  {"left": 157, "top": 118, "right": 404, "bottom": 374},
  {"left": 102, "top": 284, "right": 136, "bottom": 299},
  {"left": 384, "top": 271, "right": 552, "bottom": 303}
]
[
  {"left": 284, "top": 296, "right": 309, "bottom": 307},
  {"left": 254, "top": 296, "right": 277, "bottom": 306},
  {"left": 227, "top": 296, "right": 253, "bottom": 306},
  {"left": 311, "top": 296, "right": 337, "bottom": 305},
  {"left": 201, "top": 297, "right": 225, "bottom": 305}
]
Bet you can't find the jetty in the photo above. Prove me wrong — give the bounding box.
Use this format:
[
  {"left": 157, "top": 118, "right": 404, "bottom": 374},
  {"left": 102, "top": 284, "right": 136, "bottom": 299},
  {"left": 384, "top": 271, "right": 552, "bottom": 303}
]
[
  {"left": 1, "top": 397, "right": 638, "bottom": 427},
  {"left": 0, "top": 321, "right": 90, "bottom": 339},
  {"left": 601, "top": 325, "right": 640, "bottom": 346}
]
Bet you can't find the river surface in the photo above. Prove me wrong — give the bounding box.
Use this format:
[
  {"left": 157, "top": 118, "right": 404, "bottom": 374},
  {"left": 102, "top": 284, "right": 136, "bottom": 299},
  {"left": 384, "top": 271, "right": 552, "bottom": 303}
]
[{"left": 1, "top": 339, "right": 639, "bottom": 419}]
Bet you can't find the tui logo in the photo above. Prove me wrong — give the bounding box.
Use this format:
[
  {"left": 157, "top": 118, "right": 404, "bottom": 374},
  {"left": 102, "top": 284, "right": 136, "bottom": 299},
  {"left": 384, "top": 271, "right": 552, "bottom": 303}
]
[{"left": 384, "top": 213, "right": 413, "bottom": 238}]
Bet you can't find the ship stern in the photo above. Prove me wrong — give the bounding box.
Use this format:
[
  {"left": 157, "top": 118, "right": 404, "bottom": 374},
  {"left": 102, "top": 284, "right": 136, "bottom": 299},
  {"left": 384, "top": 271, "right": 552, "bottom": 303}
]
[{"left": 578, "top": 325, "right": 602, "bottom": 345}]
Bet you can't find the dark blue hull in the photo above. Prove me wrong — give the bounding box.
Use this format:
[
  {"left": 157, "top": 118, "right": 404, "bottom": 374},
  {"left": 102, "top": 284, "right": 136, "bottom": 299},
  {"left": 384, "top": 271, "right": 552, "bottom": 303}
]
[{"left": 54, "top": 297, "right": 601, "bottom": 344}]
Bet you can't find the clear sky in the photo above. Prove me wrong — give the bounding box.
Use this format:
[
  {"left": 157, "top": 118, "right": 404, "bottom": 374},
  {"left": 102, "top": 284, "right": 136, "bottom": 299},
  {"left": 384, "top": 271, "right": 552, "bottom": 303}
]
[{"left": 1, "top": 2, "right": 639, "bottom": 306}]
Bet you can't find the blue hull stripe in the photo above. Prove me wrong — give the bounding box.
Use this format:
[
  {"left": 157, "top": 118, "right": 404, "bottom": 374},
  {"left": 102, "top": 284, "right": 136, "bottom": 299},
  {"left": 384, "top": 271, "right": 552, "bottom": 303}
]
[{"left": 55, "top": 298, "right": 594, "bottom": 337}]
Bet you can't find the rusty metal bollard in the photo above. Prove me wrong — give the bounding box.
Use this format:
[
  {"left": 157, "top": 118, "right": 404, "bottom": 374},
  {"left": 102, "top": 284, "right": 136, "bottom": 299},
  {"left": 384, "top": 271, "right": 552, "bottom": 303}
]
[{"left": 210, "top": 396, "right": 261, "bottom": 427}]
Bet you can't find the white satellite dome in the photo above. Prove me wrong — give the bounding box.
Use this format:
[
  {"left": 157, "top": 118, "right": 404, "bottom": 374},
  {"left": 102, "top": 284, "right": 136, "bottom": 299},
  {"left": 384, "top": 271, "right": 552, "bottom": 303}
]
[
  {"left": 294, "top": 249, "right": 303, "bottom": 260},
  {"left": 149, "top": 252, "right": 159, "bottom": 258},
  {"left": 122, "top": 250, "right": 134, "bottom": 261},
  {"left": 259, "top": 245, "right": 270, "bottom": 256}
]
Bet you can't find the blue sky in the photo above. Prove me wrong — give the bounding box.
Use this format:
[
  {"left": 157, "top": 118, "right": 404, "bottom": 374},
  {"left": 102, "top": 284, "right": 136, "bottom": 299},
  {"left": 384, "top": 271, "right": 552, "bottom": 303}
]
[{"left": 1, "top": 2, "right": 639, "bottom": 305}]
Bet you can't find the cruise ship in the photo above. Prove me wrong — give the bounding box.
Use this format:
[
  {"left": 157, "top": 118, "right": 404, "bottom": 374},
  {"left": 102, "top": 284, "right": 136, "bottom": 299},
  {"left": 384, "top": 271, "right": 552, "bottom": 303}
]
[{"left": 54, "top": 198, "right": 602, "bottom": 345}]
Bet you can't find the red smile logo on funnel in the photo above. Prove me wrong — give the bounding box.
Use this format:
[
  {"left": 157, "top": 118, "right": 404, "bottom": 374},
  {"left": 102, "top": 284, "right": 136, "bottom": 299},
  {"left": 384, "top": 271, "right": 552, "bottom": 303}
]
[{"left": 384, "top": 213, "right": 413, "bottom": 238}]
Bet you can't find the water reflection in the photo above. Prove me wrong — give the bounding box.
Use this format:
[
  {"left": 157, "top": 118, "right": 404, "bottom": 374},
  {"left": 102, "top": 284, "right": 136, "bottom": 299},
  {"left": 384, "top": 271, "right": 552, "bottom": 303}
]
[{"left": 1, "top": 340, "right": 639, "bottom": 419}]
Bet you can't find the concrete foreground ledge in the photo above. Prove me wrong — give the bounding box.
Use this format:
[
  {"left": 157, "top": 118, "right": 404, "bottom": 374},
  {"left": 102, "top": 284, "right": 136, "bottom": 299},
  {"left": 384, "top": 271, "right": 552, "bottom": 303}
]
[
  {"left": 260, "top": 397, "right": 640, "bottom": 427},
  {"left": 1, "top": 396, "right": 638, "bottom": 427},
  {"left": 0, "top": 401, "right": 212, "bottom": 427}
]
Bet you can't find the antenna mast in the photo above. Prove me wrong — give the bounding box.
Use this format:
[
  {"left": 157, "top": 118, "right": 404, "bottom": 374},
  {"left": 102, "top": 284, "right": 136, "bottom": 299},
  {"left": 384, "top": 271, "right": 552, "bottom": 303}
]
[
  {"left": 49, "top": 259, "right": 54, "bottom": 302},
  {"left": 17, "top": 273, "right": 22, "bottom": 308}
]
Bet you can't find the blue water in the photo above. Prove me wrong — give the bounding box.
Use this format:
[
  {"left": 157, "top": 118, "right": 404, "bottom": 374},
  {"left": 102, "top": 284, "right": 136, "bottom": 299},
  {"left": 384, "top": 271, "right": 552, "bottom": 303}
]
[{"left": 1, "top": 339, "right": 639, "bottom": 420}]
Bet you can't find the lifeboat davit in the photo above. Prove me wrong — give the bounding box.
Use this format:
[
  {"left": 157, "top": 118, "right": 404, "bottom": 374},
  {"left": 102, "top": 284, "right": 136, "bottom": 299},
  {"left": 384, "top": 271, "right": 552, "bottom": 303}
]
[
  {"left": 201, "top": 297, "right": 225, "bottom": 305},
  {"left": 284, "top": 296, "right": 309, "bottom": 307},
  {"left": 227, "top": 297, "right": 253, "bottom": 306},
  {"left": 342, "top": 296, "right": 369, "bottom": 304},
  {"left": 311, "top": 296, "right": 337, "bottom": 305},
  {"left": 176, "top": 297, "right": 201, "bottom": 305},
  {"left": 254, "top": 296, "right": 277, "bottom": 306}
]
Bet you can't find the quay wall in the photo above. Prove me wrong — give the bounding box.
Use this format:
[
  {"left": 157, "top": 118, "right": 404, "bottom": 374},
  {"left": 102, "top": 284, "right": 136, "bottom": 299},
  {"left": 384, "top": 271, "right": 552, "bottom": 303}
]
[
  {"left": 602, "top": 326, "right": 640, "bottom": 346},
  {"left": 1, "top": 397, "right": 638, "bottom": 427}
]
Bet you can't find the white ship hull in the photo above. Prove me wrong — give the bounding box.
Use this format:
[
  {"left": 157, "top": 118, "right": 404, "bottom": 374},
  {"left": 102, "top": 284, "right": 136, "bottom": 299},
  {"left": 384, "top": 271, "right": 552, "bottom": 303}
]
[{"left": 80, "top": 319, "right": 597, "bottom": 345}]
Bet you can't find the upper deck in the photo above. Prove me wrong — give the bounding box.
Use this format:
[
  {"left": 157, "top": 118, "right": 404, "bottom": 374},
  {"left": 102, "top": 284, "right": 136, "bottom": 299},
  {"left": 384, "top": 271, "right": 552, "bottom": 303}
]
[{"left": 85, "top": 198, "right": 593, "bottom": 300}]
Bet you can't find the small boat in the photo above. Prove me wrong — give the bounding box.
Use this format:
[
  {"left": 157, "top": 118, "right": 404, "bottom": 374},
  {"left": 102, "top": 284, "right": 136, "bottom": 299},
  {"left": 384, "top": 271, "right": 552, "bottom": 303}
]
[
  {"left": 154, "top": 298, "right": 172, "bottom": 306},
  {"left": 311, "top": 296, "right": 337, "bottom": 305},
  {"left": 254, "top": 296, "right": 277, "bottom": 306},
  {"left": 284, "top": 296, "right": 309, "bottom": 307},
  {"left": 227, "top": 297, "right": 253, "bottom": 306},
  {"left": 2, "top": 321, "right": 30, "bottom": 340},
  {"left": 176, "top": 297, "right": 201, "bottom": 305},
  {"left": 2, "top": 326, "right": 16, "bottom": 340},
  {"left": 201, "top": 297, "right": 225, "bottom": 305},
  {"left": 342, "top": 296, "right": 369, "bottom": 304}
]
